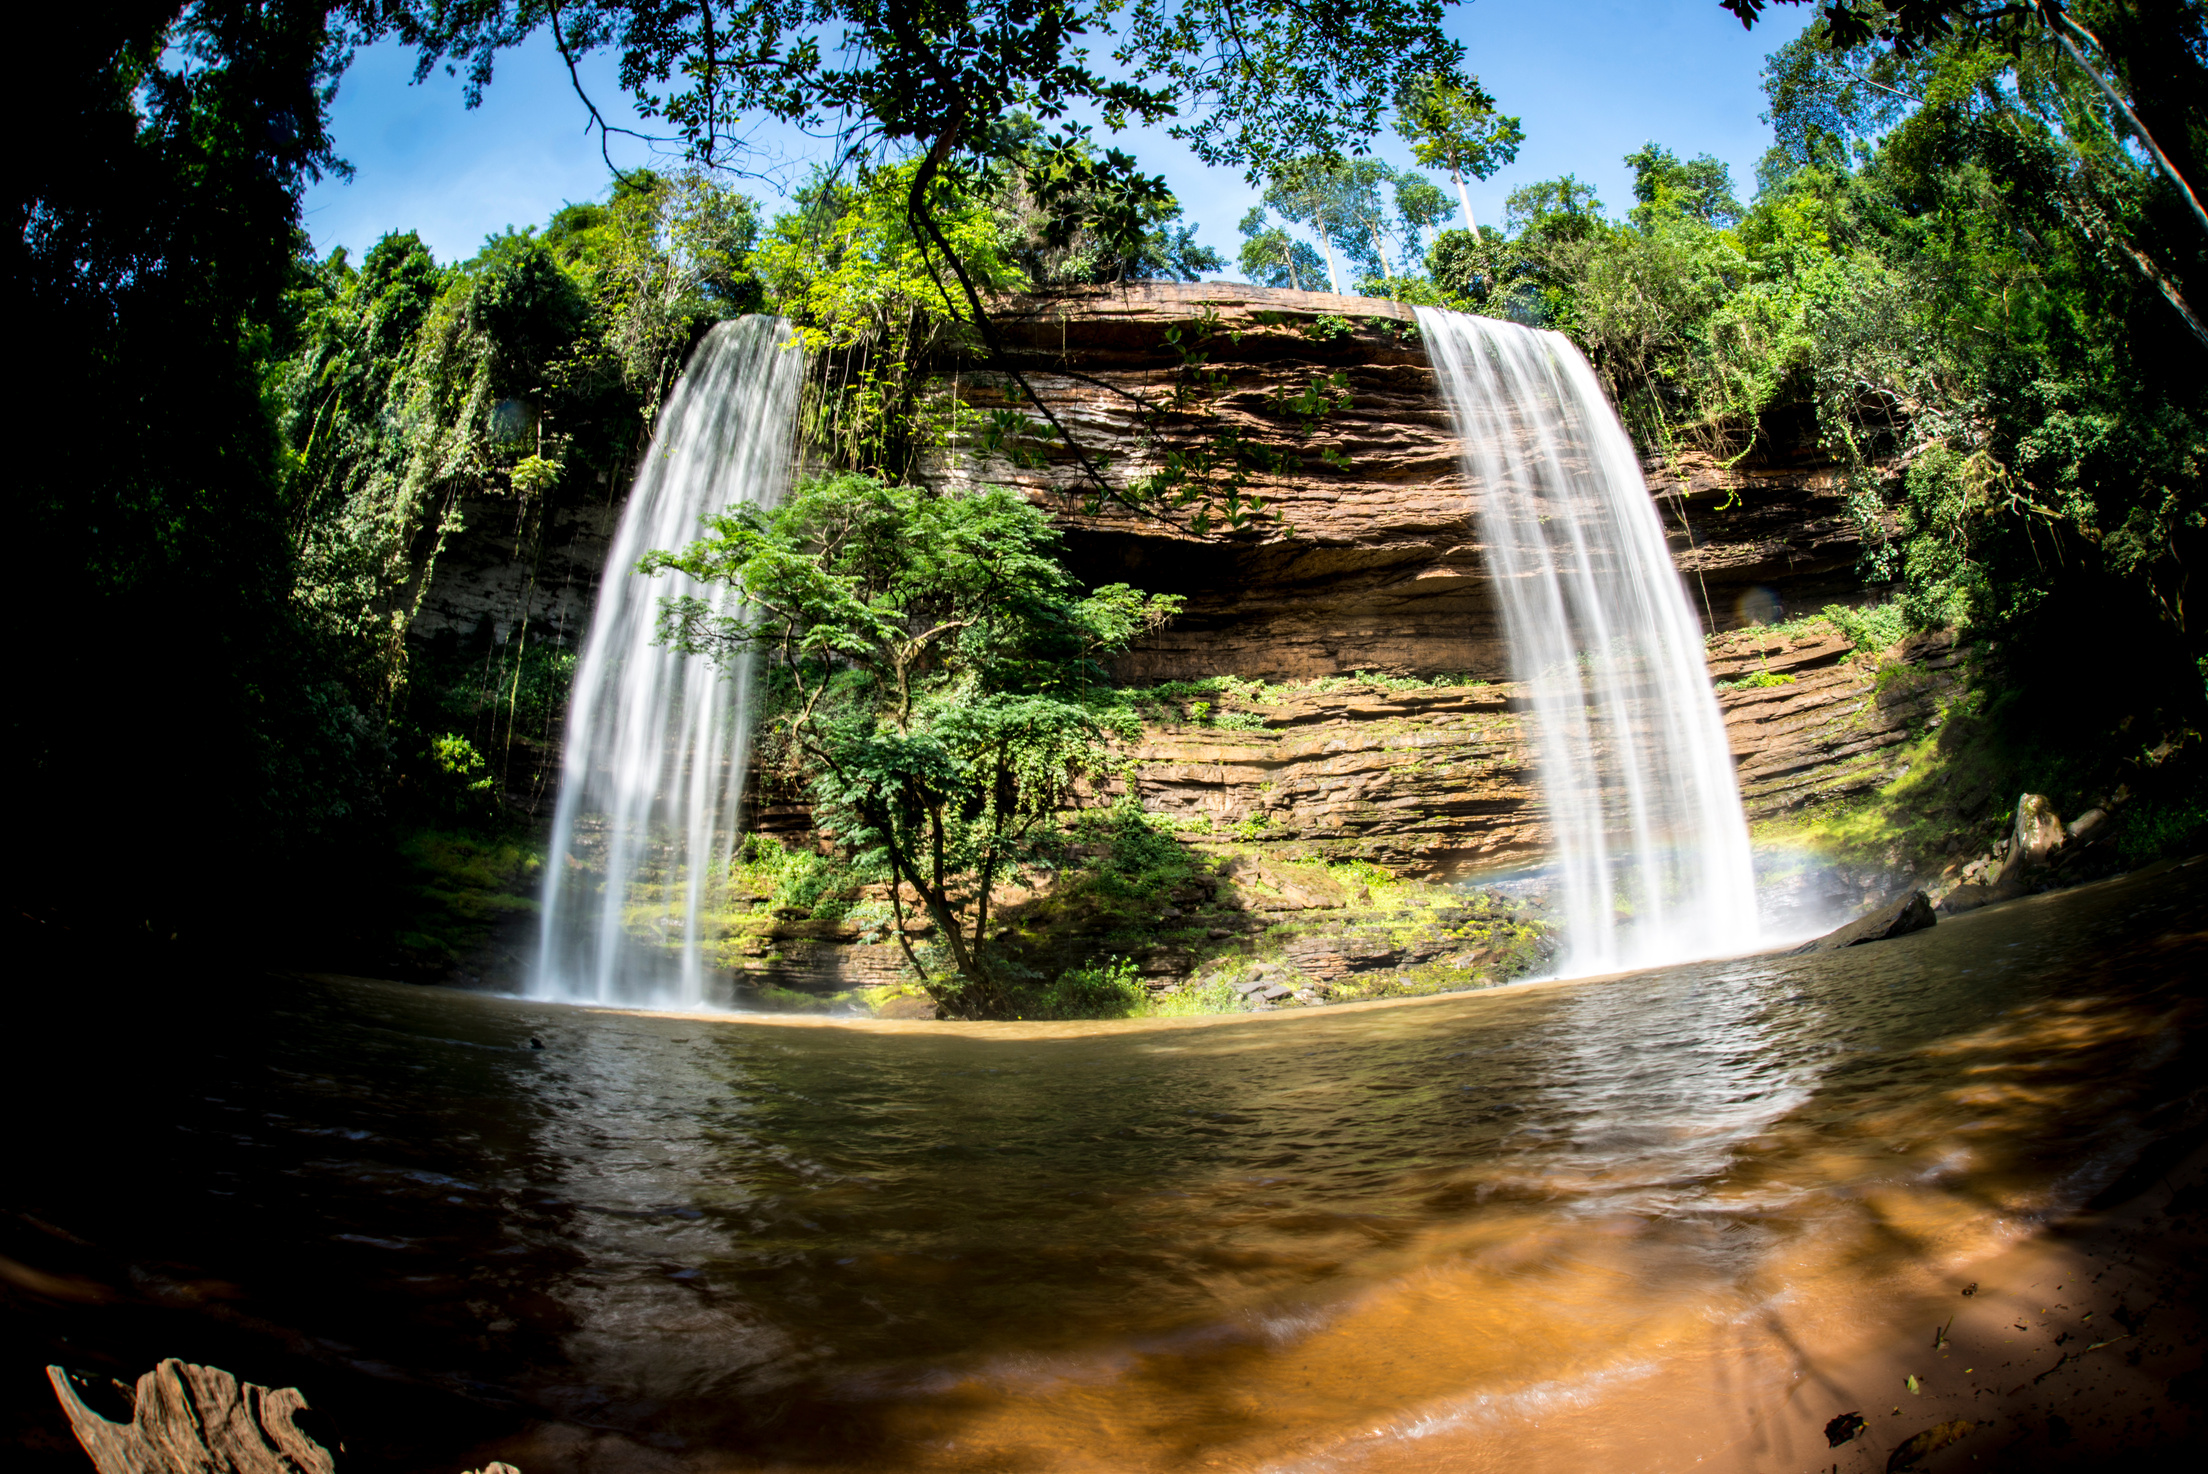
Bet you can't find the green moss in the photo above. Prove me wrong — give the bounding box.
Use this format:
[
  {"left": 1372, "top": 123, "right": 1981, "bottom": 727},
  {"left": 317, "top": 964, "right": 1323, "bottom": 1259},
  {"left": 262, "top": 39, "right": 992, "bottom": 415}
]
[{"left": 389, "top": 827, "right": 543, "bottom": 971}]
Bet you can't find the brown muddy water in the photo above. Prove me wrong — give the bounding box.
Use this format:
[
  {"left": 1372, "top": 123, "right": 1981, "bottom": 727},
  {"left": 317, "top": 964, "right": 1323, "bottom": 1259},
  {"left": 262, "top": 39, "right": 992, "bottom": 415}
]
[{"left": 7, "top": 864, "right": 2208, "bottom": 1474}]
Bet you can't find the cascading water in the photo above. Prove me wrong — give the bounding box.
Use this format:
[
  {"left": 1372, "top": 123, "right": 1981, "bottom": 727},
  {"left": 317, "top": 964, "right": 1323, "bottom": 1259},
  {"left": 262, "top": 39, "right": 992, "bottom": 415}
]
[
  {"left": 1416, "top": 307, "right": 1758, "bottom": 974},
  {"left": 533, "top": 316, "right": 803, "bottom": 1007}
]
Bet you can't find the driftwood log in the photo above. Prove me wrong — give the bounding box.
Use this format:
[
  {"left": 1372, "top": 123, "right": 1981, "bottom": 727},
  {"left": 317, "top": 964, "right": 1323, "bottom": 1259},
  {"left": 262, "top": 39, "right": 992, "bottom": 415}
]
[{"left": 44, "top": 1360, "right": 517, "bottom": 1474}]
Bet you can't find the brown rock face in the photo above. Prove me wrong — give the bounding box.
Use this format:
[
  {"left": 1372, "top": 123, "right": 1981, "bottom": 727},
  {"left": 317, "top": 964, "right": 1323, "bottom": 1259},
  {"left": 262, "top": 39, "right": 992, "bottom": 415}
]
[
  {"left": 413, "top": 282, "right": 1880, "bottom": 694},
  {"left": 409, "top": 491, "right": 620, "bottom": 649},
  {"left": 923, "top": 282, "right": 1874, "bottom": 683},
  {"left": 1709, "top": 628, "right": 1961, "bottom": 819},
  {"left": 926, "top": 282, "right": 1485, "bottom": 682},
  {"left": 1125, "top": 681, "right": 1538, "bottom": 875}
]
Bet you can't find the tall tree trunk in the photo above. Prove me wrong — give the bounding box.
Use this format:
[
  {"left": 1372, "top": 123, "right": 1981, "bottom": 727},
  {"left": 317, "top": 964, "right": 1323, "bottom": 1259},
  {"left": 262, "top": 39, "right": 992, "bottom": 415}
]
[
  {"left": 2046, "top": 10, "right": 2208, "bottom": 239},
  {"left": 1319, "top": 234, "right": 1341, "bottom": 294},
  {"left": 1453, "top": 167, "right": 1482, "bottom": 241}
]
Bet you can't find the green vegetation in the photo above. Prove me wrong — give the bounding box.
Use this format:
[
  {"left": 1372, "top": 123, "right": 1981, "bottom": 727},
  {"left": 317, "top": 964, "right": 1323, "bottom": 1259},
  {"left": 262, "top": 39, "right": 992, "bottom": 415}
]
[
  {"left": 1400, "top": 6, "right": 2208, "bottom": 790},
  {"left": 1118, "top": 670, "right": 1492, "bottom": 728},
  {"left": 386, "top": 830, "right": 544, "bottom": 977},
  {"left": 696, "top": 809, "right": 1551, "bottom": 1019},
  {"left": 22, "top": 0, "right": 2206, "bottom": 974},
  {"left": 17, "top": 1, "right": 1470, "bottom": 954},
  {"left": 955, "top": 810, "right": 1553, "bottom": 1018},
  {"left": 1756, "top": 649, "right": 2207, "bottom": 883},
  {"left": 646, "top": 472, "right": 1181, "bottom": 1017}
]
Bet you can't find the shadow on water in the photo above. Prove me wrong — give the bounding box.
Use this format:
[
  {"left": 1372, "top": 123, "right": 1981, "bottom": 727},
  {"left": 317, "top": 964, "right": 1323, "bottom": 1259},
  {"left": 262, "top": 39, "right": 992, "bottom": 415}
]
[{"left": 5, "top": 862, "right": 2206, "bottom": 1471}]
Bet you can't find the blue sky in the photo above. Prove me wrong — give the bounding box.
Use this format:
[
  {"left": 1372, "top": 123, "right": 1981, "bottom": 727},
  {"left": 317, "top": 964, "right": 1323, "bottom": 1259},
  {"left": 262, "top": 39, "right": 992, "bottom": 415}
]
[{"left": 302, "top": 0, "right": 1815, "bottom": 270}]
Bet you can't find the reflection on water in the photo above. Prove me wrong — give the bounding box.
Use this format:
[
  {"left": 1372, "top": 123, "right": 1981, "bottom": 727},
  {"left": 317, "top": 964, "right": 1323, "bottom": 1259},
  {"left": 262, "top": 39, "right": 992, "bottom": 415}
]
[{"left": 7, "top": 865, "right": 2205, "bottom": 1472}]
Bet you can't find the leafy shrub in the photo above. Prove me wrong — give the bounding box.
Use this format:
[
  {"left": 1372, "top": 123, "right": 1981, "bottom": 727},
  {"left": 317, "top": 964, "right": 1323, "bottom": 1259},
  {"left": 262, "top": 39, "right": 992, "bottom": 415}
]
[
  {"left": 427, "top": 733, "right": 498, "bottom": 821},
  {"left": 1148, "top": 977, "right": 1248, "bottom": 1016},
  {"left": 1085, "top": 800, "right": 1198, "bottom": 898},
  {"left": 1822, "top": 600, "right": 1909, "bottom": 656},
  {"left": 1717, "top": 670, "right": 1796, "bottom": 691},
  {"left": 734, "top": 833, "right": 878, "bottom": 920},
  {"left": 2118, "top": 796, "right": 2208, "bottom": 863},
  {"left": 1035, "top": 955, "right": 1147, "bottom": 1018}
]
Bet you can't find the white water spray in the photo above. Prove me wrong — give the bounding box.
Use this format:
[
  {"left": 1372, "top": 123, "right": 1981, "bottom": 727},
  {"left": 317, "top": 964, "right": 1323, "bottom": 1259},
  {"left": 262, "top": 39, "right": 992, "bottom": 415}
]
[
  {"left": 1416, "top": 307, "right": 1757, "bottom": 974},
  {"left": 533, "top": 316, "right": 803, "bottom": 1007}
]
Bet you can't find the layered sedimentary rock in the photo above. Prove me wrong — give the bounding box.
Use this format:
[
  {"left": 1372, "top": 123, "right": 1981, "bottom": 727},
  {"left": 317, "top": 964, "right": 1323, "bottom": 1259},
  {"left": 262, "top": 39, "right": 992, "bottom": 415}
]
[
  {"left": 409, "top": 492, "right": 622, "bottom": 648},
  {"left": 1708, "top": 627, "right": 1961, "bottom": 818},
  {"left": 413, "top": 284, "right": 1910, "bottom": 997},
  {"left": 926, "top": 282, "right": 1870, "bottom": 682},
  {"left": 1125, "top": 682, "right": 1539, "bottom": 874}
]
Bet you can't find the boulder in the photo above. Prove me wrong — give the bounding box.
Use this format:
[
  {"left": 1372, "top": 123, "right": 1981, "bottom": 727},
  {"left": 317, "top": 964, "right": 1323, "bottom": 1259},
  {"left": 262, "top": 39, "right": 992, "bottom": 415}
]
[
  {"left": 1936, "top": 883, "right": 2001, "bottom": 915},
  {"left": 2067, "top": 807, "right": 2108, "bottom": 841},
  {"left": 1793, "top": 890, "right": 1937, "bottom": 953}
]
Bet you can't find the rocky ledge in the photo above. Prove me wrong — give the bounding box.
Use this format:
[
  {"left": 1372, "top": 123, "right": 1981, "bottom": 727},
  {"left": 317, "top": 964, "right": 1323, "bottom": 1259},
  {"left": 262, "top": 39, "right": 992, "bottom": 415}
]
[
  {"left": 715, "top": 623, "right": 1975, "bottom": 1007},
  {"left": 709, "top": 845, "right": 1553, "bottom": 1013},
  {"left": 1707, "top": 627, "right": 1963, "bottom": 818}
]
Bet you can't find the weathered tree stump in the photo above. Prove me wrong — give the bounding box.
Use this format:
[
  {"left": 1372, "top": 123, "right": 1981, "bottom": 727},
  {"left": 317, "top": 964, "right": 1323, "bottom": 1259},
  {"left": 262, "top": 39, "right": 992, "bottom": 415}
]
[{"left": 44, "top": 1360, "right": 517, "bottom": 1474}]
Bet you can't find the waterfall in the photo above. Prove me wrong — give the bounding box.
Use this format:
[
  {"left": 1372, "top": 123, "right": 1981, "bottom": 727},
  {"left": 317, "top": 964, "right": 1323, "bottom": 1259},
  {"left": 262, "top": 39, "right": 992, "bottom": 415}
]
[
  {"left": 1416, "top": 307, "right": 1758, "bottom": 974},
  {"left": 533, "top": 316, "right": 803, "bottom": 1008}
]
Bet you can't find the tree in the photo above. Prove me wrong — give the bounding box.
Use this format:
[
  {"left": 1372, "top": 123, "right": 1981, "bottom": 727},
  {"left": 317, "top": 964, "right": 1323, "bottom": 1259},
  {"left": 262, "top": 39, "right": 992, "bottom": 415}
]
[
  {"left": 1237, "top": 206, "right": 1326, "bottom": 289},
  {"left": 1338, "top": 158, "right": 1404, "bottom": 280},
  {"left": 12, "top": 2, "right": 391, "bottom": 943},
  {"left": 1392, "top": 70, "right": 1525, "bottom": 239},
  {"left": 389, "top": 0, "right": 1468, "bottom": 516},
  {"left": 1505, "top": 175, "right": 1608, "bottom": 243},
  {"left": 644, "top": 475, "right": 1181, "bottom": 1019},
  {"left": 1721, "top": 1, "right": 2207, "bottom": 244},
  {"left": 1393, "top": 170, "right": 1455, "bottom": 263},
  {"left": 985, "top": 117, "right": 1225, "bottom": 285},
  {"left": 1263, "top": 156, "right": 1395, "bottom": 291},
  {"left": 1624, "top": 143, "right": 1744, "bottom": 228}
]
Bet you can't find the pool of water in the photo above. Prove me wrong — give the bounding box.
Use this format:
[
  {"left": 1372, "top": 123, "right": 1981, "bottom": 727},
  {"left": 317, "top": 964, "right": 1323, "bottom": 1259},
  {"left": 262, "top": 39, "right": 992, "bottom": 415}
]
[{"left": 7, "top": 863, "right": 2205, "bottom": 1472}]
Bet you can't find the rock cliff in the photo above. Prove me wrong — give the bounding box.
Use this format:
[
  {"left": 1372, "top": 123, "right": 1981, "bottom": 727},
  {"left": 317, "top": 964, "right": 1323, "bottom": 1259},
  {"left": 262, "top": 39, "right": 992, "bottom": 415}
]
[
  {"left": 928, "top": 282, "right": 1873, "bottom": 682},
  {"left": 417, "top": 282, "right": 1878, "bottom": 692},
  {"left": 409, "top": 284, "right": 1907, "bottom": 998}
]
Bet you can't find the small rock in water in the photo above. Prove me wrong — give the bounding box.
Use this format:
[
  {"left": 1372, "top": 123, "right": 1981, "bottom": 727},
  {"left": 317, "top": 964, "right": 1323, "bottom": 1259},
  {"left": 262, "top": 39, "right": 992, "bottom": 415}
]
[
  {"left": 1793, "top": 890, "right": 1936, "bottom": 953},
  {"left": 529, "top": 1037, "right": 545, "bottom": 1050},
  {"left": 1936, "top": 883, "right": 1999, "bottom": 915}
]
